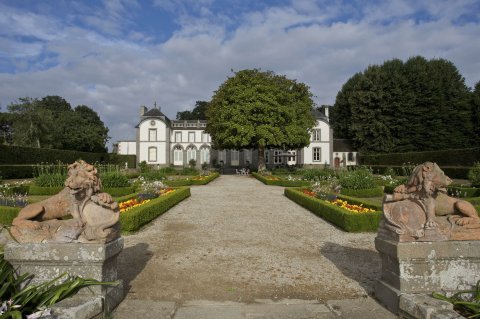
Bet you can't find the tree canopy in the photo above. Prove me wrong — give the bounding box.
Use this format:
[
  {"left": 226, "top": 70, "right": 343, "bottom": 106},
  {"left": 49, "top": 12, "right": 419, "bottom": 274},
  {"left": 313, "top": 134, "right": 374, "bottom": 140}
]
[
  {"left": 3, "top": 96, "right": 109, "bottom": 152},
  {"left": 331, "top": 56, "right": 476, "bottom": 153},
  {"left": 206, "top": 69, "right": 316, "bottom": 170},
  {"left": 176, "top": 101, "right": 209, "bottom": 120}
]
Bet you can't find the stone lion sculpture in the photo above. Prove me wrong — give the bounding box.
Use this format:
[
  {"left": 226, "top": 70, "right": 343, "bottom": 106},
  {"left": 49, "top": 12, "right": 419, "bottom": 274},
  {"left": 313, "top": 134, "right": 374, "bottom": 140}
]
[
  {"left": 11, "top": 160, "right": 120, "bottom": 243},
  {"left": 381, "top": 162, "right": 480, "bottom": 241}
]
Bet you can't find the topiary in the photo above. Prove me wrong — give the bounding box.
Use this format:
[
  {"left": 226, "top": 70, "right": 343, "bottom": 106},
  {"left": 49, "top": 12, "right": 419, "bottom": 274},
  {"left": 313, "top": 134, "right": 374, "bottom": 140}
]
[{"left": 468, "top": 162, "right": 480, "bottom": 187}]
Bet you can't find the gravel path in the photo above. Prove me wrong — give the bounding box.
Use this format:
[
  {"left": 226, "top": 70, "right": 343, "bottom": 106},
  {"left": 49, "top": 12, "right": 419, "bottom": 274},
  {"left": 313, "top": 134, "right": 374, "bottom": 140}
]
[{"left": 117, "top": 175, "right": 381, "bottom": 304}]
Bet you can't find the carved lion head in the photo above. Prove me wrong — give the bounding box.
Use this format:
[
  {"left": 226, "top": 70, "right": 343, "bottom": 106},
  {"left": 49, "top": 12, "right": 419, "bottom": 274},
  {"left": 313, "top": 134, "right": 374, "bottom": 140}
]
[
  {"left": 64, "top": 160, "right": 102, "bottom": 196},
  {"left": 408, "top": 162, "right": 452, "bottom": 192}
]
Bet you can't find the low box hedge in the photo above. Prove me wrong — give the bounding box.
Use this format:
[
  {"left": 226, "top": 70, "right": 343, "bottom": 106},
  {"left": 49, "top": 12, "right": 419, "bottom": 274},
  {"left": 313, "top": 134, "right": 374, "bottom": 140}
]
[
  {"left": 252, "top": 172, "right": 311, "bottom": 187},
  {"left": 28, "top": 185, "right": 136, "bottom": 196},
  {"left": 284, "top": 188, "right": 382, "bottom": 232},
  {"left": 164, "top": 172, "right": 220, "bottom": 187},
  {"left": 447, "top": 186, "right": 480, "bottom": 198},
  {"left": 120, "top": 187, "right": 190, "bottom": 232},
  {"left": 103, "top": 186, "right": 136, "bottom": 197},
  {"left": 0, "top": 165, "right": 35, "bottom": 179},
  {"left": 340, "top": 186, "right": 384, "bottom": 198},
  {"left": 0, "top": 206, "right": 21, "bottom": 225}
]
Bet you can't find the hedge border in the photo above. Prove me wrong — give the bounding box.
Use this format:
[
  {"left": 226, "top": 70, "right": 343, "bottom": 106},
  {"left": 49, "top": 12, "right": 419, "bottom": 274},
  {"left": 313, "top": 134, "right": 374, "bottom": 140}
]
[
  {"left": 284, "top": 188, "right": 382, "bottom": 232},
  {"left": 366, "top": 165, "right": 470, "bottom": 179},
  {"left": 28, "top": 185, "right": 136, "bottom": 196},
  {"left": 340, "top": 186, "right": 384, "bottom": 198},
  {"left": 0, "top": 206, "right": 21, "bottom": 225},
  {"left": 164, "top": 172, "right": 220, "bottom": 187},
  {"left": 120, "top": 187, "right": 190, "bottom": 232},
  {"left": 252, "top": 172, "right": 311, "bottom": 187},
  {"left": 447, "top": 186, "right": 480, "bottom": 198},
  {"left": 336, "top": 194, "right": 382, "bottom": 211}
]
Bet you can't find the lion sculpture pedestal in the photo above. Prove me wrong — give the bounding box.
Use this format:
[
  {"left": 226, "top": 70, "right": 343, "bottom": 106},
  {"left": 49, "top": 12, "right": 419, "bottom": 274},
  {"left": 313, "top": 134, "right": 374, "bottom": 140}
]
[
  {"left": 5, "top": 161, "right": 124, "bottom": 317},
  {"left": 375, "top": 162, "right": 480, "bottom": 314}
]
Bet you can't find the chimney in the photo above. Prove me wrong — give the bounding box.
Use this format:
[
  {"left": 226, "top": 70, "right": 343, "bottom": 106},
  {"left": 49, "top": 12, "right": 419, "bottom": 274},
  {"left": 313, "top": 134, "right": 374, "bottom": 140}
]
[
  {"left": 324, "top": 106, "right": 329, "bottom": 118},
  {"left": 140, "top": 105, "right": 147, "bottom": 116}
]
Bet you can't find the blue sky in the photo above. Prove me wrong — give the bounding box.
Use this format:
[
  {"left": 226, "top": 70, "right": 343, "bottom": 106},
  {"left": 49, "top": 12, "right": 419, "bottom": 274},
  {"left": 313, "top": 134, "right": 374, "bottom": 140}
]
[{"left": 1, "top": 0, "right": 479, "bottom": 149}]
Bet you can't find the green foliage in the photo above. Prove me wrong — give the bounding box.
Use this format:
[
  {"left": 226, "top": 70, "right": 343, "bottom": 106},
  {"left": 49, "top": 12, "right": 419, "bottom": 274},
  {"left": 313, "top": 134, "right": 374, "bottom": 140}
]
[
  {"left": 335, "top": 194, "right": 382, "bottom": 210},
  {"left": 447, "top": 186, "right": 480, "bottom": 198},
  {"left": 120, "top": 187, "right": 190, "bottom": 232},
  {"left": 332, "top": 57, "right": 475, "bottom": 153},
  {"left": 188, "top": 159, "right": 196, "bottom": 168},
  {"left": 0, "top": 206, "right": 21, "bottom": 225},
  {"left": 206, "top": 69, "right": 316, "bottom": 169},
  {"left": 300, "top": 168, "right": 336, "bottom": 181},
  {"left": 176, "top": 101, "right": 209, "bottom": 120},
  {"left": 180, "top": 167, "right": 198, "bottom": 176},
  {"left": 138, "top": 161, "right": 149, "bottom": 173},
  {"left": 0, "top": 251, "right": 116, "bottom": 318},
  {"left": 433, "top": 280, "right": 480, "bottom": 318},
  {"left": 6, "top": 96, "right": 110, "bottom": 152},
  {"left": 340, "top": 186, "right": 383, "bottom": 197},
  {"left": 284, "top": 188, "right": 382, "bottom": 232},
  {"left": 339, "top": 167, "right": 376, "bottom": 190},
  {"left": 34, "top": 174, "right": 66, "bottom": 187},
  {"left": 164, "top": 179, "right": 192, "bottom": 187},
  {"left": 158, "top": 166, "right": 177, "bottom": 174},
  {"left": 28, "top": 185, "right": 64, "bottom": 196},
  {"left": 0, "top": 165, "right": 35, "bottom": 179},
  {"left": 468, "top": 162, "right": 480, "bottom": 187},
  {"left": 100, "top": 171, "right": 130, "bottom": 188},
  {"left": 252, "top": 172, "right": 311, "bottom": 187},
  {"left": 140, "top": 170, "right": 166, "bottom": 181},
  {"left": 103, "top": 186, "right": 136, "bottom": 197},
  {"left": 190, "top": 172, "right": 219, "bottom": 185}
]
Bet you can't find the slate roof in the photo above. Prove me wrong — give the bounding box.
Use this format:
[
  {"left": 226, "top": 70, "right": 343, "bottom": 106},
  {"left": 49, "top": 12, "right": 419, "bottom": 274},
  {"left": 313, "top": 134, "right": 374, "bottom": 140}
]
[
  {"left": 312, "top": 108, "right": 328, "bottom": 121},
  {"left": 143, "top": 107, "right": 167, "bottom": 118},
  {"left": 333, "top": 139, "right": 356, "bottom": 152}
]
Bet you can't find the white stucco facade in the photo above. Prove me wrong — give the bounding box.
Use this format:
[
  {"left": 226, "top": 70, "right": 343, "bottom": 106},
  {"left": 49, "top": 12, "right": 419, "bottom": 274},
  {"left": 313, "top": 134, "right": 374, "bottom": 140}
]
[{"left": 115, "top": 105, "right": 353, "bottom": 168}]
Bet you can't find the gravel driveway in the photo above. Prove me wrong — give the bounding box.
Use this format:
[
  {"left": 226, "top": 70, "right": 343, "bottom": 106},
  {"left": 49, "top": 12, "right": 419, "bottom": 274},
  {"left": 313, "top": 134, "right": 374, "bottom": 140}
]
[{"left": 117, "top": 175, "right": 381, "bottom": 304}]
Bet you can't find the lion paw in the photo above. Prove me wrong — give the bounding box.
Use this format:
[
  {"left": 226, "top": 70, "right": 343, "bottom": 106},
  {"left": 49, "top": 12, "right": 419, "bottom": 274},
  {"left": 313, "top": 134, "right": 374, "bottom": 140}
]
[
  {"left": 456, "top": 217, "right": 479, "bottom": 226},
  {"left": 424, "top": 220, "right": 438, "bottom": 229}
]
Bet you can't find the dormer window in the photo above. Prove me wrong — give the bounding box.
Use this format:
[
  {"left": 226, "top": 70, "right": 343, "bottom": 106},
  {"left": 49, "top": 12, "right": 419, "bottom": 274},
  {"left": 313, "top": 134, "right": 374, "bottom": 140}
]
[{"left": 312, "top": 129, "right": 321, "bottom": 142}]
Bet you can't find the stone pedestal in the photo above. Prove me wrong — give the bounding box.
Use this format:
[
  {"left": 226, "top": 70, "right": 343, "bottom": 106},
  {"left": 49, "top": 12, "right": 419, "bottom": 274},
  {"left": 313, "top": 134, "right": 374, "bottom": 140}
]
[
  {"left": 375, "top": 237, "right": 480, "bottom": 314},
  {"left": 5, "top": 237, "right": 124, "bottom": 315}
]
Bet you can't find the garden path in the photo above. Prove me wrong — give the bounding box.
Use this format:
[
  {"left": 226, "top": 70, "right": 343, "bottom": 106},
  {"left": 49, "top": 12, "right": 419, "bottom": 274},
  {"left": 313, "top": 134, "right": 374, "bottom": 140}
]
[{"left": 114, "top": 175, "right": 395, "bottom": 318}]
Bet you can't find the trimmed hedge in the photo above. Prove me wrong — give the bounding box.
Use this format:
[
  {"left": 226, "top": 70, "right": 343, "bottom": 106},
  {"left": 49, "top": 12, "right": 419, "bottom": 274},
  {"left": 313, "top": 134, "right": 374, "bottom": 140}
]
[
  {"left": 359, "top": 148, "right": 480, "bottom": 167},
  {"left": 284, "top": 188, "right": 382, "bottom": 232},
  {"left": 368, "top": 165, "right": 470, "bottom": 179},
  {"left": 447, "top": 186, "right": 480, "bottom": 198},
  {"left": 340, "top": 186, "right": 384, "bottom": 198},
  {"left": 120, "top": 187, "right": 190, "bottom": 232},
  {"left": 0, "top": 206, "right": 21, "bottom": 225},
  {"left": 164, "top": 172, "right": 220, "bottom": 187},
  {"left": 28, "top": 185, "right": 136, "bottom": 196},
  {"left": 252, "top": 172, "right": 311, "bottom": 187},
  {"left": 0, "top": 165, "right": 36, "bottom": 179}
]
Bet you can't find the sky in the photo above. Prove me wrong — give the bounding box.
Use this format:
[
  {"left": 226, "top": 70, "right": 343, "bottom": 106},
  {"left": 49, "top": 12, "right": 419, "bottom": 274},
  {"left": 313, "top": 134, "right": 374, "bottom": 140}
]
[{"left": 1, "top": 0, "right": 479, "bottom": 150}]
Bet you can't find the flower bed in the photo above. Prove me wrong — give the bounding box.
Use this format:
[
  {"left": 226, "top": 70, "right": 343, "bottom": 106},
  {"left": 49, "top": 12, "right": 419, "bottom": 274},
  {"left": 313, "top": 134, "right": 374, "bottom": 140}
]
[
  {"left": 252, "top": 172, "right": 311, "bottom": 187},
  {"left": 120, "top": 187, "right": 190, "bottom": 232},
  {"left": 285, "top": 188, "right": 382, "bottom": 232},
  {"left": 164, "top": 172, "right": 219, "bottom": 187}
]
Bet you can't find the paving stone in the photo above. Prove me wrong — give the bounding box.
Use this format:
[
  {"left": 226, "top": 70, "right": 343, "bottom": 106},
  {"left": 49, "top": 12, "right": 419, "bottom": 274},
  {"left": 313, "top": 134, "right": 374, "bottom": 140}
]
[
  {"left": 113, "top": 299, "right": 176, "bottom": 319},
  {"left": 327, "top": 297, "right": 398, "bottom": 319}
]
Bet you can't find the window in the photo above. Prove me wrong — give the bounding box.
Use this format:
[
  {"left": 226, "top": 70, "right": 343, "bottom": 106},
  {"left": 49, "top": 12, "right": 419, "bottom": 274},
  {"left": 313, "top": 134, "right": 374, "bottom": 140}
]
[
  {"left": 148, "top": 147, "right": 157, "bottom": 162},
  {"left": 218, "top": 150, "right": 226, "bottom": 164},
  {"left": 313, "top": 147, "right": 321, "bottom": 162},
  {"left": 188, "top": 132, "right": 195, "bottom": 143},
  {"left": 173, "top": 146, "right": 183, "bottom": 165},
  {"left": 273, "top": 150, "right": 282, "bottom": 164},
  {"left": 149, "top": 129, "right": 157, "bottom": 141},
  {"left": 202, "top": 133, "right": 208, "bottom": 143},
  {"left": 175, "top": 132, "right": 182, "bottom": 143},
  {"left": 244, "top": 149, "right": 251, "bottom": 164},
  {"left": 187, "top": 146, "right": 196, "bottom": 162},
  {"left": 200, "top": 147, "right": 210, "bottom": 164},
  {"left": 312, "top": 129, "right": 321, "bottom": 142},
  {"left": 231, "top": 150, "right": 239, "bottom": 166},
  {"left": 348, "top": 152, "right": 354, "bottom": 162}
]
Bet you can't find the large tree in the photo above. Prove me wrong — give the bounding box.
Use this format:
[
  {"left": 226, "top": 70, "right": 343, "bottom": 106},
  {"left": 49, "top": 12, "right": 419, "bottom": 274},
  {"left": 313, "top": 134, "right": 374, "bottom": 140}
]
[
  {"left": 206, "top": 69, "right": 316, "bottom": 170},
  {"left": 331, "top": 56, "right": 474, "bottom": 153},
  {"left": 6, "top": 96, "right": 109, "bottom": 152},
  {"left": 176, "top": 101, "right": 209, "bottom": 120},
  {"left": 472, "top": 81, "right": 480, "bottom": 145}
]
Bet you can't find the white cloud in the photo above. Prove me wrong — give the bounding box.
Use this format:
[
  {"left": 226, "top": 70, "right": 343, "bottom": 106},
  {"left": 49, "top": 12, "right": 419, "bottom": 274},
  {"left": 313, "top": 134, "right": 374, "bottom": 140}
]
[{"left": 0, "top": 0, "right": 479, "bottom": 150}]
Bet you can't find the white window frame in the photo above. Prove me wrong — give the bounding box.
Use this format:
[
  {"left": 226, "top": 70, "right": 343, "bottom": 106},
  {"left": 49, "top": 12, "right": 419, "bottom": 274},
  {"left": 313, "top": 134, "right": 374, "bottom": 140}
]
[
  {"left": 218, "top": 150, "right": 226, "bottom": 164},
  {"left": 202, "top": 133, "right": 208, "bottom": 143},
  {"left": 187, "top": 147, "right": 196, "bottom": 162},
  {"left": 173, "top": 147, "right": 183, "bottom": 165},
  {"left": 149, "top": 129, "right": 157, "bottom": 141},
  {"left": 148, "top": 147, "right": 157, "bottom": 162},
  {"left": 312, "top": 129, "right": 321, "bottom": 142},
  {"left": 244, "top": 149, "right": 251, "bottom": 164},
  {"left": 200, "top": 148, "right": 210, "bottom": 164},
  {"left": 188, "top": 131, "right": 195, "bottom": 143},
  {"left": 313, "top": 147, "right": 321, "bottom": 162},
  {"left": 273, "top": 150, "right": 282, "bottom": 164},
  {"left": 175, "top": 132, "right": 182, "bottom": 143}
]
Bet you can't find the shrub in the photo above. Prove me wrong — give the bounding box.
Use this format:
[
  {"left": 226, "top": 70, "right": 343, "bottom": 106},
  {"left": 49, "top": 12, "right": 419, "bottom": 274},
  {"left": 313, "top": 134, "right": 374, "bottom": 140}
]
[
  {"left": 140, "top": 170, "right": 166, "bottom": 181},
  {"left": 284, "top": 188, "right": 382, "bottom": 232},
  {"left": 340, "top": 187, "right": 384, "bottom": 198},
  {"left": 180, "top": 167, "right": 199, "bottom": 176},
  {"left": 339, "top": 167, "right": 376, "bottom": 190},
  {"left": 159, "top": 166, "right": 177, "bottom": 175},
  {"left": 447, "top": 186, "right": 480, "bottom": 198},
  {"left": 120, "top": 187, "right": 190, "bottom": 232},
  {"left": 468, "top": 162, "right": 480, "bottom": 187},
  {"left": 101, "top": 171, "right": 130, "bottom": 188},
  {"left": 139, "top": 161, "right": 149, "bottom": 173},
  {"left": 189, "top": 159, "right": 196, "bottom": 168}
]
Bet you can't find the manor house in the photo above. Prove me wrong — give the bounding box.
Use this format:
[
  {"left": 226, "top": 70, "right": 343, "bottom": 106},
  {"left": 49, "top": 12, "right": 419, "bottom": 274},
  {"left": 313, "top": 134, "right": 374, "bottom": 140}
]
[{"left": 115, "top": 105, "right": 357, "bottom": 169}]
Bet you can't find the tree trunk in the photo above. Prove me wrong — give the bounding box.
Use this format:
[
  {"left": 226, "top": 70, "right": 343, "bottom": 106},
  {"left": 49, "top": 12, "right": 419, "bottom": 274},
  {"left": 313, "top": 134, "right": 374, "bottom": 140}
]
[{"left": 258, "top": 144, "right": 266, "bottom": 172}]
